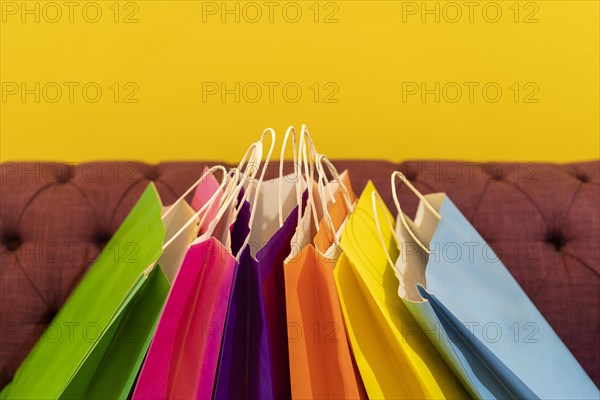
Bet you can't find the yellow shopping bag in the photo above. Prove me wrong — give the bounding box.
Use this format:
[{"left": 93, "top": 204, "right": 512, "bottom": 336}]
[{"left": 334, "top": 181, "right": 469, "bottom": 399}]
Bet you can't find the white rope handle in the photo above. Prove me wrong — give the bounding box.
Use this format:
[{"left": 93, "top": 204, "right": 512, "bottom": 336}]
[
  {"left": 231, "top": 141, "right": 264, "bottom": 221},
  {"left": 315, "top": 160, "right": 336, "bottom": 239},
  {"left": 314, "top": 154, "right": 355, "bottom": 245},
  {"left": 161, "top": 166, "right": 235, "bottom": 251},
  {"left": 238, "top": 127, "right": 277, "bottom": 256},
  {"left": 316, "top": 165, "right": 337, "bottom": 206},
  {"left": 203, "top": 167, "right": 246, "bottom": 240},
  {"left": 371, "top": 190, "right": 400, "bottom": 269},
  {"left": 316, "top": 154, "right": 354, "bottom": 211},
  {"left": 391, "top": 171, "right": 440, "bottom": 254},
  {"left": 298, "top": 125, "right": 320, "bottom": 230},
  {"left": 312, "top": 153, "right": 337, "bottom": 207},
  {"left": 278, "top": 126, "right": 301, "bottom": 227},
  {"left": 237, "top": 140, "right": 263, "bottom": 180},
  {"left": 161, "top": 165, "right": 228, "bottom": 220},
  {"left": 247, "top": 128, "right": 276, "bottom": 225}
]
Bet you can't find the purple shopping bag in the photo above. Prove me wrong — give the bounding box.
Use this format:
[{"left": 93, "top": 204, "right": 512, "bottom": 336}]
[
  {"left": 132, "top": 194, "right": 251, "bottom": 400},
  {"left": 214, "top": 195, "right": 306, "bottom": 400}
]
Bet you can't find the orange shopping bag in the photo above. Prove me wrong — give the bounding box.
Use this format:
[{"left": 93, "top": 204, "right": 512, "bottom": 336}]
[{"left": 284, "top": 153, "right": 364, "bottom": 400}]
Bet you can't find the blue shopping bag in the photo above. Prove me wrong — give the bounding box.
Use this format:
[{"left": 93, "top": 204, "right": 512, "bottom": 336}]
[{"left": 380, "top": 172, "right": 599, "bottom": 400}]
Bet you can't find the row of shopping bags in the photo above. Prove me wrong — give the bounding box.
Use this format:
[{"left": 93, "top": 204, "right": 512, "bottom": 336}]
[{"left": 2, "top": 126, "right": 597, "bottom": 399}]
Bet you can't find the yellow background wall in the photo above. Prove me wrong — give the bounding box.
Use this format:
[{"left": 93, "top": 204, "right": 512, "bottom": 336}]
[{"left": 1, "top": 0, "right": 598, "bottom": 163}]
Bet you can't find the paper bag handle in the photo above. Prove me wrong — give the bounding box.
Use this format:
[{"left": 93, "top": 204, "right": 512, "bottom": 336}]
[
  {"left": 315, "top": 154, "right": 355, "bottom": 245},
  {"left": 237, "top": 128, "right": 277, "bottom": 256},
  {"left": 372, "top": 190, "right": 401, "bottom": 268},
  {"left": 391, "top": 171, "right": 440, "bottom": 253},
  {"left": 278, "top": 125, "right": 302, "bottom": 227},
  {"left": 161, "top": 165, "right": 234, "bottom": 252},
  {"left": 298, "top": 125, "right": 320, "bottom": 230},
  {"left": 161, "top": 164, "right": 228, "bottom": 220}
]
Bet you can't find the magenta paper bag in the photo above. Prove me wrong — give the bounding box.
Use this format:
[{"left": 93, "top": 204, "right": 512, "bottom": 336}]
[
  {"left": 132, "top": 237, "right": 236, "bottom": 399},
  {"left": 132, "top": 187, "right": 250, "bottom": 400},
  {"left": 132, "top": 191, "right": 250, "bottom": 400}
]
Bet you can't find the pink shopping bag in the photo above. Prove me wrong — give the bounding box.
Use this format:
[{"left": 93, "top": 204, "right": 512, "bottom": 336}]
[
  {"left": 191, "top": 166, "right": 224, "bottom": 234},
  {"left": 133, "top": 168, "right": 249, "bottom": 399},
  {"left": 132, "top": 236, "right": 239, "bottom": 399}
]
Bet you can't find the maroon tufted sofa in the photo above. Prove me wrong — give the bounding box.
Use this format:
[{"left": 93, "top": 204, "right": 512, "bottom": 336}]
[{"left": 1, "top": 160, "right": 599, "bottom": 389}]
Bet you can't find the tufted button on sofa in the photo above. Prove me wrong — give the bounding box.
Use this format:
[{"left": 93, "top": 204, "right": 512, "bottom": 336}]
[{"left": 0, "top": 160, "right": 598, "bottom": 388}]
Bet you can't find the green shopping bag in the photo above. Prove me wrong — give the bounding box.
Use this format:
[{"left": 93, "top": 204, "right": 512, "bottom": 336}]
[{"left": 4, "top": 183, "right": 197, "bottom": 399}]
